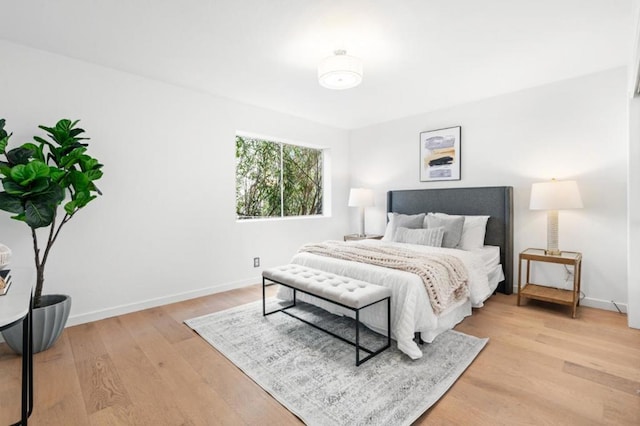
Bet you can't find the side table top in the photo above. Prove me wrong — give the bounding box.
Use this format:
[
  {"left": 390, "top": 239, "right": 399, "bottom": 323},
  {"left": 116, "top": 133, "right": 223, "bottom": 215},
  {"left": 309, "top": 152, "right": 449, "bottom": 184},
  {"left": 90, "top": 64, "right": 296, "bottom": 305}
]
[{"left": 521, "top": 248, "right": 582, "bottom": 261}]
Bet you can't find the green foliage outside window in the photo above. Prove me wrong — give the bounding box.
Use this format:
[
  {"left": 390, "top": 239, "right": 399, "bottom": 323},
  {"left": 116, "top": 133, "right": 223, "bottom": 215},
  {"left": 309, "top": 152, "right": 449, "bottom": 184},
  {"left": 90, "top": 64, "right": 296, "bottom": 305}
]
[{"left": 235, "top": 135, "right": 323, "bottom": 219}]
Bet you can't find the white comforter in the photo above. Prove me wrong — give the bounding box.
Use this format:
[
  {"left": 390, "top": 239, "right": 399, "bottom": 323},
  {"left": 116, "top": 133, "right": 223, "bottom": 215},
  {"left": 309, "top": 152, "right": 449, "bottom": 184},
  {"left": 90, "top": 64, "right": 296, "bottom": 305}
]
[{"left": 277, "top": 240, "right": 493, "bottom": 359}]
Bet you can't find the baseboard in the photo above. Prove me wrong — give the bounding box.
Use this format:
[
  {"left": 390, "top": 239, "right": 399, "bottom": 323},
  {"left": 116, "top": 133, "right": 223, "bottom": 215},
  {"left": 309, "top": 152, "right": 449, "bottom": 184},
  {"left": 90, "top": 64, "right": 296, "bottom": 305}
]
[
  {"left": 580, "top": 296, "right": 627, "bottom": 314},
  {"left": 65, "top": 276, "right": 260, "bottom": 327}
]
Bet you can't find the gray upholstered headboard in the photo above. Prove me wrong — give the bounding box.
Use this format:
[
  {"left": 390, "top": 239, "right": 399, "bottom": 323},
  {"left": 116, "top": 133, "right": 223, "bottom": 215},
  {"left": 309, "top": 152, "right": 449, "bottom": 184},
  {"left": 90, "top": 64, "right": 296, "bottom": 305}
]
[{"left": 387, "top": 186, "right": 513, "bottom": 294}]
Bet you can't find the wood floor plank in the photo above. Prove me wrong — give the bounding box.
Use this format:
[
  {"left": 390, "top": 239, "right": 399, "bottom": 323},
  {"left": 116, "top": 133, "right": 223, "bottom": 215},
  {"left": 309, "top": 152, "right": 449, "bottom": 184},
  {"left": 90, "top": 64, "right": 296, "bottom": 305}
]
[
  {"left": 122, "top": 309, "right": 245, "bottom": 425},
  {"left": 0, "top": 345, "right": 22, "bottom": 425},
  {"left": 67, "top": 322, "right": 132, "bottom": 415},
  {"left": 95, "top": 316, "right": 196, "bottom": 425},
  {"left": 563, "top": 360, "right": 640, "bottom": 396}
]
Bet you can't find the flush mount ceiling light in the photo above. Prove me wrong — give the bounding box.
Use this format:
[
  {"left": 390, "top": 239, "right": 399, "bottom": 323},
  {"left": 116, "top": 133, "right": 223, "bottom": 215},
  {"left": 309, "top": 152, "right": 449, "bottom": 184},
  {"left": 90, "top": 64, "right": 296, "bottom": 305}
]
[{"left": 318, "top": 50, "right": 363, "bottom": 90}]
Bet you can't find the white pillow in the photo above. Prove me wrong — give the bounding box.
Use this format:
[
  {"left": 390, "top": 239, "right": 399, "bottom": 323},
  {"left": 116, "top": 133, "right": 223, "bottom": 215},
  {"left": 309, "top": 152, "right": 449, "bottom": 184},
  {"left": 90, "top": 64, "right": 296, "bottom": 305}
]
[
  {"left": 432, "top": 213, "right": 490, "bottom": 250},
  {"left": 382, "top": 213, "right": 426, "bottom": 241},
  {"left": 393, "top": 226, "right": 444, "bottom": 247}
]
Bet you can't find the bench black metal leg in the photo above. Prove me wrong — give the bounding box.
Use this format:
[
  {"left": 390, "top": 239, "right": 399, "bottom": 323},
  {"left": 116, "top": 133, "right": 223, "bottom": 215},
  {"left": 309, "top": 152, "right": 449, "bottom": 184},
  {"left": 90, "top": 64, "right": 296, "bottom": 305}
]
[
  {"left": 387, "top": 297, "right": 391, "bottom": 349},
  {"left": 262, "top": 277, "right": 266, "bottom": 316},
  {"left": 263, "top": 278, "right": 296, "bottom": 317},
  {"left": 355, "top": 310, "right": 360, "bottom": 366},
  {"left": 354, "top": 297, "right": 392, "bottom": 366}
]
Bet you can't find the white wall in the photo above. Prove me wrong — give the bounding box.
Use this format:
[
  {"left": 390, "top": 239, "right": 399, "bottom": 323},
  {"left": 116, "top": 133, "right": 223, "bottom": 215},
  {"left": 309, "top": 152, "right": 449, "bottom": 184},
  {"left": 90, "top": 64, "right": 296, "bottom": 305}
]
[
  {"left": 349, "top": 68, "right": 629, "bottom": 311},
  {"left": 0, "top": 40, "right": 350, "bottom": 325}
]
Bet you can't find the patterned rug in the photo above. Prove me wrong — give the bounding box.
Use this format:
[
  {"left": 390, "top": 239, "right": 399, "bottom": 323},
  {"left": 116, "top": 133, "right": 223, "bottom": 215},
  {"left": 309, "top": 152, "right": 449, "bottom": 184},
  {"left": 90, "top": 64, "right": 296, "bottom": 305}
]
[{"left": 185, "top": 299, "right": 487, "bottom": 426}]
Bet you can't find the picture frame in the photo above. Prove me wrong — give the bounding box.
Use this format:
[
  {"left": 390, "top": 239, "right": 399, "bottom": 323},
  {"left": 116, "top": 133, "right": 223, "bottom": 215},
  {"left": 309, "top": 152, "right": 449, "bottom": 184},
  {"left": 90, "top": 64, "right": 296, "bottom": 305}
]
[{"left": 419, "top": 126, "right": 461, "bottom": 182}]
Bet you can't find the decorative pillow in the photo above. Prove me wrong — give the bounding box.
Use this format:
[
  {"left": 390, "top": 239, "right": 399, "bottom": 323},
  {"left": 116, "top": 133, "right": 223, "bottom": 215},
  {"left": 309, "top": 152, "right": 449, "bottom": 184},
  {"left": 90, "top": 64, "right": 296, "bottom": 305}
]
[
  {"left": 382, "top": 213, "right": 426, "bottom": 241},
  {"left": 393, "top": 226, "right": 444, "bottom": 247},
  {"left": 433, "top": 213, "right": 490, "bottom": 250},
  {"left": 424, "top": 214, "right": 465, "bottom": 248}
]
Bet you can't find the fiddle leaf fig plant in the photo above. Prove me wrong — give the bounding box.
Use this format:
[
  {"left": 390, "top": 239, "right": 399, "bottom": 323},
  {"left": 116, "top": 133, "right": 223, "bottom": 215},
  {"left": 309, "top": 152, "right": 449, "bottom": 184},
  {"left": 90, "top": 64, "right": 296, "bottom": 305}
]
[{"left": 0, "top": 118, "right": 103, "bottom": 307}]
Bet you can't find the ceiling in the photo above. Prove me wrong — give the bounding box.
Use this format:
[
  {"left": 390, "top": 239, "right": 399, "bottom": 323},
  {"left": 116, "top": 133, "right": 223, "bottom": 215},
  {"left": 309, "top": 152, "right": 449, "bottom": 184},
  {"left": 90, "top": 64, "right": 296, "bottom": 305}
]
[{"left": 1, "top": 0, "right": 636, "bottom": 129}]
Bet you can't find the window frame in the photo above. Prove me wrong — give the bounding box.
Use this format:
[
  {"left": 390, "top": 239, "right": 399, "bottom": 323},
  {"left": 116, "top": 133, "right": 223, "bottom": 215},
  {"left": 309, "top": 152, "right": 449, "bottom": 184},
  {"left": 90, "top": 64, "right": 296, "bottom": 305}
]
[{"left": 235, "top": 131, "right": 330, "bottom": 222}]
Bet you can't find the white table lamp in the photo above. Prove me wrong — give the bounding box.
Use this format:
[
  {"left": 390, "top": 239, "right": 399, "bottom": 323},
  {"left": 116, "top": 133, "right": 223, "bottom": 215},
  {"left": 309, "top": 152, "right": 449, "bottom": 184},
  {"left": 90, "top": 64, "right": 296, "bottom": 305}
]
[
  {"left": 530, "top": 179, "right": 583, "bottom": 255},
  {"left": 348, "top": 188, "right": 374, "bottom": 237}
]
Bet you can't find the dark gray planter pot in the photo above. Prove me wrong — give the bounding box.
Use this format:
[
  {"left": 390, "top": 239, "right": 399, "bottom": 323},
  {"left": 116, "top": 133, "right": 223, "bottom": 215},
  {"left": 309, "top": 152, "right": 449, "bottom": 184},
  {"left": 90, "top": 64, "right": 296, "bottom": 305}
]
[{"left": 1, "top": 294, "right": 71, "bottom": 355}]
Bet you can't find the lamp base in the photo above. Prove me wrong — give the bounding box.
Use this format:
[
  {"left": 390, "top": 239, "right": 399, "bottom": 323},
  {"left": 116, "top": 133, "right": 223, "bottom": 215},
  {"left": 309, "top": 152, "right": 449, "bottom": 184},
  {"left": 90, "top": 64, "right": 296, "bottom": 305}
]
[{"left": 546, "top": 210, "right": 560, "bottom": 257}]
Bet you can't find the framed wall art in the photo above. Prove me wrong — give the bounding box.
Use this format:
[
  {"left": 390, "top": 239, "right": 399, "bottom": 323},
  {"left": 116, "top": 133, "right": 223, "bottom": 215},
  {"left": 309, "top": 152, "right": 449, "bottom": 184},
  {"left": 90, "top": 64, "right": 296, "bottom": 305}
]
[{"left": 419, "top": 126, "right": 461, "bottom": 182}]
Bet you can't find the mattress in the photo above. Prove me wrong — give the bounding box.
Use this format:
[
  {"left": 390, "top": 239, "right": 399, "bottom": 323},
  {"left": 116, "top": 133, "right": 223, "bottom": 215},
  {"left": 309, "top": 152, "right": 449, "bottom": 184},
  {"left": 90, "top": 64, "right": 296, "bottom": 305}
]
[
  {"left": 471, "top": 245, "right": 504, "bottom": 299},
  {"left": 276, "top": 239, "right": 495, "bottom": 360},
  {"left": 471, "top": 245, "right": 501, "bottom": 270}
]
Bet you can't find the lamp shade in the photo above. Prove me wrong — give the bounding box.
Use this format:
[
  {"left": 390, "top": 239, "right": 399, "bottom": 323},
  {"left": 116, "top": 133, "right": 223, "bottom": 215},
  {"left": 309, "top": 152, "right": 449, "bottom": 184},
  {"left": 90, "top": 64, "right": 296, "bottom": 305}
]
[
  {"left": 318, "top": 50, "right": 363, "bottom": 90},
  {"left": 530, "top": 180, "right": 583, "bottom": 210},
  {"left": 348, "top": 188, "right": 374, "bottom": 207}
]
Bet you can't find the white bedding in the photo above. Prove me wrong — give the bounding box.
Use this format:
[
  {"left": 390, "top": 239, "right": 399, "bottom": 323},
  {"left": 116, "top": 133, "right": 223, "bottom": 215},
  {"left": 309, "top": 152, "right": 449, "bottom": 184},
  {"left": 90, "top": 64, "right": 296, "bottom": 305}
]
[{"left": 277, "top": 239, "right": 496, "bottom": 360}]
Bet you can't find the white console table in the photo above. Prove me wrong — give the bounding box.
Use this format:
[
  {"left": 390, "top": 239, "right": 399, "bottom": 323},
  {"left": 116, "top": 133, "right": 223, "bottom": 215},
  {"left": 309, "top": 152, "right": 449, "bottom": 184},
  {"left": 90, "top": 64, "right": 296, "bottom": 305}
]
[{"left": 0, "top": 268, "right": 34, "bottom": 425}]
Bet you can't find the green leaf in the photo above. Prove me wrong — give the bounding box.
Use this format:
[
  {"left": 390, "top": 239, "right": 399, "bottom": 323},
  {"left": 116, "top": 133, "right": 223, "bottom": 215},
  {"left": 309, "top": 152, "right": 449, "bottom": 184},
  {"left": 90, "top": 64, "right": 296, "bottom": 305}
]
[
  {"left": 72, "top": 191, "right": 96, "bottom": 209},
  {"left": 28, "top": 177, "right": 50, "bottom": 195},
  {"left": 23, "top": 183, "right": 65, "bottom": 228},
  {"left": 55, "top": 119, "right": 72, "bottom": 133},
  {"left": 0, "top": 192, "right": 24, "bottom": 214},
  {"left": 33, "top": 136, "right": 56, "bottom": 157},
  {"left": 88, "top": 182, "right": 103, "bottom": 195},
  {"left": 11, "top": 212, "right": 26, "bottom": 222},
  {"left": 69, "top": 170, "right": 89, "bottom": 191},
  {"left": 48, "top": 167, "right": 66, "bottom": 182},
  {"left": 24, "top": 198, "right": 56, "bottom": 228},
  {"left": 2, "top": 180, "right": 27, "bottom": 195},
  {"left": 64, "top": 200, "right": 76, "bottom": 215},
  {"left": 9, "top": 161, "right": 49, "bottom": 186},
  {"left": 79, "top": 156, "right": 98, "bottom": 171},
  {"left": 0, "top": 163, "right": 11, "bottom": 177},
  {"left": 85, "top": 169, "right": 103, "bottom": 181},
  {"left": 21, "top": 142, "right": 44, "bottom": 162},
  {"left": 60, "top": 147, "right": 87, "bottom": 168},
  {"left": 30, "top": 161, "right": 49, "bottom": 176},
  {"left": 0, "top": 134, "right": 9, "bottom": 154},
  {"left": 6, "top": 147, "right": 33, "bottom": 165},
  {"left": 9, "top": 164, "right": 29, "bottom": 184}
]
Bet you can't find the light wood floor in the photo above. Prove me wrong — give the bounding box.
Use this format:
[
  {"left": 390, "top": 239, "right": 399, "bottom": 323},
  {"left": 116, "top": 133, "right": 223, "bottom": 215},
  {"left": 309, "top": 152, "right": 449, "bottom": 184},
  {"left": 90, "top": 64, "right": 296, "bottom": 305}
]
[{"left": 1, "top": 285, "right": 639, "bottom": 425}]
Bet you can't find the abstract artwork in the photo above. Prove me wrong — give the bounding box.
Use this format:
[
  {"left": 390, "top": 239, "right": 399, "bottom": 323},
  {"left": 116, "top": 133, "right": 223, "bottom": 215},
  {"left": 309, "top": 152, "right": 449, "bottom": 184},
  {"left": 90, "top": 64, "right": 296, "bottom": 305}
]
[{"left": 419, "top": 126, "right": 461, "bottom": 182}]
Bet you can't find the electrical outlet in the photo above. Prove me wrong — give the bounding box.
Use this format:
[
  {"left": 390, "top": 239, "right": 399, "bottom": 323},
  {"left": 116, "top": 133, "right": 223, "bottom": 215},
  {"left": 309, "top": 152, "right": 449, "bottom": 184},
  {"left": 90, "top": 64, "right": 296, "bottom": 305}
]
[{"left": 253, "top": 257, "right": 260, "bottom": 268}]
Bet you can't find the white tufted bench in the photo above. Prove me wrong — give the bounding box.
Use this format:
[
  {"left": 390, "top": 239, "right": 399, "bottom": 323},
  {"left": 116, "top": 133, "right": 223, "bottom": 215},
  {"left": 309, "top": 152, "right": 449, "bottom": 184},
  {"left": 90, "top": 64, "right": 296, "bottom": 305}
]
[{"left": 262, "top": 264, "right": 391, "bottom": 366}]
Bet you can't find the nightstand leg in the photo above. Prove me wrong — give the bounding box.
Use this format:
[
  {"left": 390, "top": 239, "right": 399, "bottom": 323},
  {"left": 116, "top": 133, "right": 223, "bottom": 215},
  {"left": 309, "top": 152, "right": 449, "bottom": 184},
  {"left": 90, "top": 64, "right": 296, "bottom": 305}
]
[
  {"left": 517, "top": 257, "right": 522, "bottom": 306},
  {"left": 576, "top": 260, "right": 582, "bottom": 306},
  {"left": 572, "top": 260, "right": 582, "bottom": 318}
]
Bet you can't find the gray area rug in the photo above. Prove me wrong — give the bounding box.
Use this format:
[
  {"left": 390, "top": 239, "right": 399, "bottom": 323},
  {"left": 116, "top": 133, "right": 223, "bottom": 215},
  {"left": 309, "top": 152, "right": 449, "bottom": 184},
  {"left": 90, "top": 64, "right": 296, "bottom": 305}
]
[{"left": 185, "top": 299, "right": 487, "bottom": 426}]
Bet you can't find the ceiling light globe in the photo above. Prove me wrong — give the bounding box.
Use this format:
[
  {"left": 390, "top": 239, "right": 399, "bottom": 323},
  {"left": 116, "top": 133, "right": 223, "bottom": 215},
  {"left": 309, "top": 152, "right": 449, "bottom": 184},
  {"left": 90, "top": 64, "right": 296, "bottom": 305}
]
[{"left": 318, "top": 50, "right": 363, "bottom": 90}]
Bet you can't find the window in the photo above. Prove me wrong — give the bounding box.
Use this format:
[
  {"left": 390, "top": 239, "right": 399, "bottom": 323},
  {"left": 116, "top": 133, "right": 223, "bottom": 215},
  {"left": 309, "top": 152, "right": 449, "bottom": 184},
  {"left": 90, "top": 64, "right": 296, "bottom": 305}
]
[{"left": 235, "top": 134, "right": 324, "bottom": 220}]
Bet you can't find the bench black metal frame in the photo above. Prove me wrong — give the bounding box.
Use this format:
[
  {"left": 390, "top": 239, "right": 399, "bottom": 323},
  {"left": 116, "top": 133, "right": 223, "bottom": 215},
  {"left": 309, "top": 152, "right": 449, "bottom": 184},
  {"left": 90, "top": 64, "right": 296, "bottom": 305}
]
[{"left": 262, "top": 276, "right": 391, "bottom": 366}]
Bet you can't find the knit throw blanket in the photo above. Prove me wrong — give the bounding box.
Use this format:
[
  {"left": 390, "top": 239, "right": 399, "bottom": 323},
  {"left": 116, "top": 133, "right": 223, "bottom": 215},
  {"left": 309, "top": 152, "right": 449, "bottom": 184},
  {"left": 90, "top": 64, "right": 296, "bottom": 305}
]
[{"left": 299, "top": 241, "right": 469, "bottom": 315}]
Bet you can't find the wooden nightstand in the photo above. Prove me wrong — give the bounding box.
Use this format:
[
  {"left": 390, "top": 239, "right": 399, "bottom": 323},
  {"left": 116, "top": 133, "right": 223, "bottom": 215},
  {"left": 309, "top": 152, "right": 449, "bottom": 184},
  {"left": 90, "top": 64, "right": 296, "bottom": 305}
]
[
  {"left": 344, "top": 234, "right": 383, "bottom": 241},
  {"left": 517, "top": 248, "right": 582, "bottom": 318}
]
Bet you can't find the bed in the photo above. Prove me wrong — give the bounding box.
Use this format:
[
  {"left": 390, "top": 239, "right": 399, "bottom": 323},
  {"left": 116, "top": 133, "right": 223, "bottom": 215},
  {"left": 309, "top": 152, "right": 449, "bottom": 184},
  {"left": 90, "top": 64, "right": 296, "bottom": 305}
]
[{"left": 278, "top": 186, "right": 513, "bottom": 359}]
